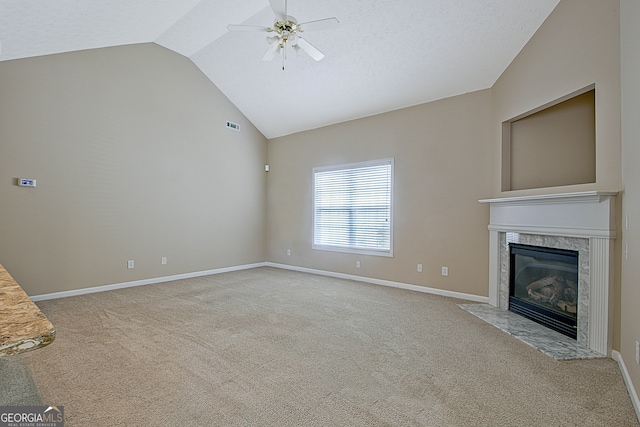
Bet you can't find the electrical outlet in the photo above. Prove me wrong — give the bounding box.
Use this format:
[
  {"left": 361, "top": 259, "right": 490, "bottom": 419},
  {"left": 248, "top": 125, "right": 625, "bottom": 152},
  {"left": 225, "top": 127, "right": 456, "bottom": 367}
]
[
  {"left": 417, "top": 264, "right": 423, "bottom": 273},
  {"left": 287, "top": 249, "right": 291, "bottom": 256},
  {"left": 441, "top": 266, "right": 449, "bottom": 276},
  {"left": 635, "top": 340, "right": 639, "bottom": 365},
  {"left": 161, "top": 257, "right": 167, "bottom": 265},
  {"left": 356, "top": 260, "right": 361, "bottom": 268},
  {"left": 127, "top": 260, "right": 135, "bottom": 269}
]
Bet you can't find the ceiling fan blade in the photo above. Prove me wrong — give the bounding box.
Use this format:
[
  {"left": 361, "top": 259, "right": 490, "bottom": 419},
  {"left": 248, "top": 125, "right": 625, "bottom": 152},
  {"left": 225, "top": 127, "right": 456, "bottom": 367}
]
[
  {"left": 299, "top": 17, "right": 340, "bottom": 32},
  {"left": 262, "top": 41, "right": 281, "bottom": 61},
  {"left": 269, "top": 0, "right": 287, "bottom": 21},
  {"left": 227, "top": 24, "right": 270, "bottom": 32},
  {"left": 296, "top": 37, "right": 325, "bottom": 61}
]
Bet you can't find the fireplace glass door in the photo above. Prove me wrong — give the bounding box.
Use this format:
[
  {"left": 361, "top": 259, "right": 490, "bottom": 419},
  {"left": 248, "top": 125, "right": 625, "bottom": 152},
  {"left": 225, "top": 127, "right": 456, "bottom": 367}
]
[{"left": 509, "top": 243, "right": 578, "bottom": 339}]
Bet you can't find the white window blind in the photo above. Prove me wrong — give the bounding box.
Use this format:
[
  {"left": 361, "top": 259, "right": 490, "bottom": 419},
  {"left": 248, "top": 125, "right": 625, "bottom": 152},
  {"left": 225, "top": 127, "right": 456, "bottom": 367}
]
[{"left": 313, "top": 159, "right": 393, "bottom": 256}]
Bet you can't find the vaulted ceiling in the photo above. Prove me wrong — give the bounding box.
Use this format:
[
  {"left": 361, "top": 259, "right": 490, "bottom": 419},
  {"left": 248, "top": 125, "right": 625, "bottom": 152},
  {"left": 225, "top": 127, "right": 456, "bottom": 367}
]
[{"left": 0, "top": 0, "right": 560, "bottom": 139}]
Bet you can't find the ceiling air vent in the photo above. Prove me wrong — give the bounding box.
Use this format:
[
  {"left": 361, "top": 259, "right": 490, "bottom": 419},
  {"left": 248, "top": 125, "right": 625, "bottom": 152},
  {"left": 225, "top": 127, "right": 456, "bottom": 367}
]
[{"left": 226, "top": 120, "right": 241, "bottom": 131}]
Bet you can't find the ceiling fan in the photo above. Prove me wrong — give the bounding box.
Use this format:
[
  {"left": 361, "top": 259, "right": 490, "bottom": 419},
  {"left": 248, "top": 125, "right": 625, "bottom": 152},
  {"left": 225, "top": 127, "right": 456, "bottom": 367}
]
[{"left": 227, "top": 0, "right": 339, "bottom": 69}]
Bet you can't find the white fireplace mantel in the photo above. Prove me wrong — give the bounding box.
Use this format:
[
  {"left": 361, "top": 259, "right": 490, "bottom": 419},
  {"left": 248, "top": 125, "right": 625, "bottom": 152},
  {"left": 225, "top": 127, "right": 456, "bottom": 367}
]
[
  {"left": 479, "top": 191, "right": 618, "bottom": 356},
  {"left": 479, "top": 191, "right": 618, "bottom": 238}
]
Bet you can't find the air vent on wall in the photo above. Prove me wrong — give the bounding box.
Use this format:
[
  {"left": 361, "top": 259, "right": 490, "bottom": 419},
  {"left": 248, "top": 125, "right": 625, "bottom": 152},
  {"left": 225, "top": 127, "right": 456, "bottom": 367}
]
[{"left": 226, "top": 120, "right": 241, "bottom": 131}]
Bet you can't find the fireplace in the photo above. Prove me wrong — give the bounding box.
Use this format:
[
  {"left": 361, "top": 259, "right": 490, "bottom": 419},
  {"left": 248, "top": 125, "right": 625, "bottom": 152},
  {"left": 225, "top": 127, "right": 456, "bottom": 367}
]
[
  {"left": 509, "top": 243, "right": 578, "bottom": 339},
  {"left": 479, "top": 191, "right": 617, "bottom": 356}
]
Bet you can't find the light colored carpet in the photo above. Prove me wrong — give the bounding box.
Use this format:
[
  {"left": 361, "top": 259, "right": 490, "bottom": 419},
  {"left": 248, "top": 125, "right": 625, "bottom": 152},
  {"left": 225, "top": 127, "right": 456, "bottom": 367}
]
[{"left": 2, "top": 267, "right": 638, "bottom": 426}]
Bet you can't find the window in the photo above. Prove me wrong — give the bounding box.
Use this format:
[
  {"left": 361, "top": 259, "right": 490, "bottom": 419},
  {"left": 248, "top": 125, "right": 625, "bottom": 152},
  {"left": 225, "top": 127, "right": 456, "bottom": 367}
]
[{"left": 313, "top": 159, "right": 393, "bottom": 256}]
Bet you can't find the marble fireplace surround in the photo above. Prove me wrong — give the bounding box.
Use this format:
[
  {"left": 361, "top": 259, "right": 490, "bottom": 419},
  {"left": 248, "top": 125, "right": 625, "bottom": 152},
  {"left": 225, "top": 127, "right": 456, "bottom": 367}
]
[{"left": 479, "top": 191, "right": 617, "bottom": 356}]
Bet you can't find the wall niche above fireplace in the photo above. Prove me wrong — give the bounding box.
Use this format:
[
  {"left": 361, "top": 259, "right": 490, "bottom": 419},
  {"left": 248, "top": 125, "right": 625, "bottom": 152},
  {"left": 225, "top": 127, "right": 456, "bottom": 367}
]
[{"left": 501, "top": 85, "right": 596, "bottom": 191}]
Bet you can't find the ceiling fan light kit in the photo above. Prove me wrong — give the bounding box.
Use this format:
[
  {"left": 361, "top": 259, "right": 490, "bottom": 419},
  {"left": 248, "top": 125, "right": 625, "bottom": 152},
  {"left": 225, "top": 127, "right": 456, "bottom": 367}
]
[{"left": 227, "top": 0, "right": 339, "bottom": 69}]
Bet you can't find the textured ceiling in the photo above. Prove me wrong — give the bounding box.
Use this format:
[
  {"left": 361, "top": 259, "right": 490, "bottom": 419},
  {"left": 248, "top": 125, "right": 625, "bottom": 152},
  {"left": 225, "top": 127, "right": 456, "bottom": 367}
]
[{"left": 0, "top": 0, "right": 560, "bottom": 139}]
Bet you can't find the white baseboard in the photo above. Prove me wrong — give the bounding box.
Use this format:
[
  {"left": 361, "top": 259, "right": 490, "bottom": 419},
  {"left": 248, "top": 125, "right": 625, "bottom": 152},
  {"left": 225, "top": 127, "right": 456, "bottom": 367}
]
[
  {"left": 266, "top": 262, "right": 489, "bottom": 303},
  {"left": 31, "top": 261, "right": 488, "bottom": 304},
  {"left": 30, "top": 262, "right": 268, "bottom": 301},
  {"left": 612, "top": 350, "right": 640, "bottom": 423}
]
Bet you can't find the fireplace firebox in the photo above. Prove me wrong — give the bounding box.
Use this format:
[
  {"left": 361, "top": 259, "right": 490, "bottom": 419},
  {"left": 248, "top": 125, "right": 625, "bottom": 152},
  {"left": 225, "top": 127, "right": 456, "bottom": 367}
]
[{"left": 509, "top": 243, "right": 578, "bottom": 339}]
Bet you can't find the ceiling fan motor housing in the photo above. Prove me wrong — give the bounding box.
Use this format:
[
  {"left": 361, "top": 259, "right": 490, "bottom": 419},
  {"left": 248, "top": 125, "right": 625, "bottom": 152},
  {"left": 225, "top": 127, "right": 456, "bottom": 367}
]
[
  {"left": 270, "top": 19, "right": 302, "bottom": 48},
  {"left": 273, "top": 19, "right": 301, "bottom": 35}
]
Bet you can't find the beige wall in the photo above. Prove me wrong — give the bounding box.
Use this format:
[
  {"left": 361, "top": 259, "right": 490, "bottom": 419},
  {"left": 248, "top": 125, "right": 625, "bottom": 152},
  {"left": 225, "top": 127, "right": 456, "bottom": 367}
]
[
  {"left": 0, "top": 43, "right": 267, "bottom": 295},
  {"left": 508, "top": 89, "right": 596, "bottom": 190},
  {"left": 621, "top": 0, "right": 640, "bottom": 408},
  {"left": 267, "top": 90, "right": 493, "bottom": 297},
  {"left": 492, "top": 0, "right": 621, "bottom": 198}
]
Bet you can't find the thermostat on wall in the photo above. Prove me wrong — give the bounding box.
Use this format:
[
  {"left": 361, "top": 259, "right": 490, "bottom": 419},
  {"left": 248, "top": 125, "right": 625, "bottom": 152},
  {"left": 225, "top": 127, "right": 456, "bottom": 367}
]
[
  {"left": 19, "top": 178, "right": 36, "bottom": 188},
  {"left": 226, "top": 120, "right": 241, "bottom": 131}
]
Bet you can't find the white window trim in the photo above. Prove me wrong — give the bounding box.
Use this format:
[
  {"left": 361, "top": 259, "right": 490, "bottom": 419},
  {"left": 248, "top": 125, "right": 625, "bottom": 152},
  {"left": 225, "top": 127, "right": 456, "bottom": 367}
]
[{"left": 312, "top": 158, "right": 394, "bottom": 257}]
